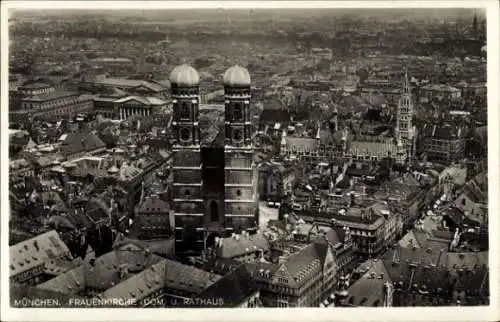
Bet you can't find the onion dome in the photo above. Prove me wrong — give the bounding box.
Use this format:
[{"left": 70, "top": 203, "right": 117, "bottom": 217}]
[
  {"left": 223, "top": 65, "right": 251, "bottom": 87},
  {"left": 169, "top": 64, "right": 200, "bottom": 87},
  {"left": 108, "top": 165, "right": 119, "bottom": 174}
]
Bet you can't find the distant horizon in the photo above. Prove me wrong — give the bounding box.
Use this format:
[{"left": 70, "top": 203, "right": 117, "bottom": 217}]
[{"left": 10, "top": 8, "right": 485, "bottom": 22}]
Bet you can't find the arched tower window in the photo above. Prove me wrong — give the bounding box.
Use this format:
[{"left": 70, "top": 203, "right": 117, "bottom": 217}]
[
  {"left": 233, "top": 129, "right": 243, "bottom": 142},
  {"left": 234, "top": 103, "right": 243, "bottom": 121},
  {"left": 180, "top": 128, "right": 191, "bottom": 142},
  {"left": 180, "top": 102, "right": 190, "bottom": 119},
  {"left": 210, "top": 200, "right": 218, "bottom": 222}
]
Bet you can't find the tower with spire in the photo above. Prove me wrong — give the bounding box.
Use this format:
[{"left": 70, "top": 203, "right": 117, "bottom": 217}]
[
  {"left": 395, "top": 67, "right": 415, "bottom": 161},
  {"left": 473, "top": 10, "right": 478, "bottom": 37}
]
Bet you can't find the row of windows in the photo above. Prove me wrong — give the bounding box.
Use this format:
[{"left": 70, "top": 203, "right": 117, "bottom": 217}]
[
  {"left": 224, "top": 88, "right": 251, "bottom": 96},
  {"left": 31, "top": 104, "right": 92, "bottom": 117},
  {"left": 172, "top": 87, "right": 199, "bottom": 95},
  {"left": 23, "top": 97, "right": 84, "bottom": 109}
]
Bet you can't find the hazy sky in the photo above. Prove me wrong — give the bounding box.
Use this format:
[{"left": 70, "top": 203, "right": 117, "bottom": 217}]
[{"left": 11, "top": 8, "right": 483, "bottom": 22}]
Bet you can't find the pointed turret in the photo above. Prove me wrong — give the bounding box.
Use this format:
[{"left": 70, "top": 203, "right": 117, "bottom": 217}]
[
  {"left": 402, "top": 66, "right": 411, "bottom": 95},
  {"left": 332, "top": 106, "right": 339, "bottom": 132}
]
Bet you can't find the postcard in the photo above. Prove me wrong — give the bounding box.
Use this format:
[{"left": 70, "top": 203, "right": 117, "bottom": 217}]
[{"left": 1, "top": 1, "right": 499, "bottom": 322}]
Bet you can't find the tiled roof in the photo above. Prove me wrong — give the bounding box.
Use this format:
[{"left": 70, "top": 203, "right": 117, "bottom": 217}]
[
  {"left": 10, "top": 230, "right": 72, "bottom": 277},
  {"left": 217, "top": 233, "right": 270, "bottom": 259},
  {"left": 204, "top": 258, "right": 242, "bottom": 276},
  {"left": 398, "top": 230, "right": 425, "bottom": 249},
  {"left": 382, "top": 259, "right": 452, "bottom": 293},
  {"left": 443, "top": 207, "right": 479, "bottom": 228},
  {"left": 37, "top": 265, "right": 86, "bottom": 295},
  {"left": 60, "top": 132, "right": 106, "bottom": 156},
  {"left": 162, "top": 259, "right": 221, "bottom": 294},
  {"left": 44, "top": 257, "right": 84, "bottom": 275},
  {"left": 376, "top": 180, "right": 420, "bottom": 201},
  {"left": 445, "top": 251, "right": 488, "bottom": 271},
  {"left": 10, "top": 158, "right": 32, "bottom": 170},
  {"left": 101, "top": 257, "right": 220, "bottom": 302},
  {"left": 196, "top": 264, "right": 259, "bottom": 307},
  {"left": 390, "top": 236, "right": 450, "bottom": 264},
  {"left": 119, "top": 164, "right": 142, "bottom": 182},
  {"left": 101, "top": 259, "right": 167, "bottom": 302},
  {"left": 421, "top": 123, "right": 467, "bottom": 140},
  {"left": 93, "top": 78, "right": 166, "bottom": 93},
  {"left": 85, "top": 244, "right": 163, "bottom": 291},
  {"left": 112, "top": 235, "right": 175, "bottom": 257},
  {"left": 344, "top": 260, "right": 391, "bottom": 307},
  {"left": 283, "top": 242, "right": 325, "bottom": 282},
  {"left": 451, "top": 266, "right": 489, "bottom": 295}
]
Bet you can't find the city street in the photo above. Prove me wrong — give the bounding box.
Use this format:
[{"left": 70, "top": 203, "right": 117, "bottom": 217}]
[{"left": 259, "top": 201, "right": 279, "bottom": 230}]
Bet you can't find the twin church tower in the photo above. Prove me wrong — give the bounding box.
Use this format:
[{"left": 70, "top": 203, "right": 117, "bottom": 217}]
[{"left": 170, "top": 64, "right": 259, "bottom": 257}]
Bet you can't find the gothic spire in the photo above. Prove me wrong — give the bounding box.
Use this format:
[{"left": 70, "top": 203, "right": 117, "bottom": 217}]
[{"left": 402, "top": 66, "right": 411, "bottom": 95}]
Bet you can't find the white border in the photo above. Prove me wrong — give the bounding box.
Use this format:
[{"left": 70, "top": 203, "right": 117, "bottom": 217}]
[{"left": 1, "top": 1, "right": 499, "bottom": 322}]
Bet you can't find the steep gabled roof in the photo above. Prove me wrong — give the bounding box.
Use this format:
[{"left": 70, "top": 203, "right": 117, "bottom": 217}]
[
  {"left": 60, "top": 132, "right": 106, "bottom": 156},
  {"left": 217, "top": 233, "right": 270, "bottom": 259},
  {"left": 10, "top": 230, "right": 72, "bottom": 278},
  {"left": 196, "top": 263, "right": 258, "bottom": 307}
]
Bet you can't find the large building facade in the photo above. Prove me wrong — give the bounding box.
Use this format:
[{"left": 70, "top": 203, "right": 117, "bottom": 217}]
[{"left": 171, "top": 64, "right": 259, "bottom": 257}]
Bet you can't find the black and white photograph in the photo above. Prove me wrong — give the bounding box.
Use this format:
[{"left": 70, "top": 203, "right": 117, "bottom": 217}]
[{"left": 1, "top": 1, "right": 498, "bottom": 321}]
